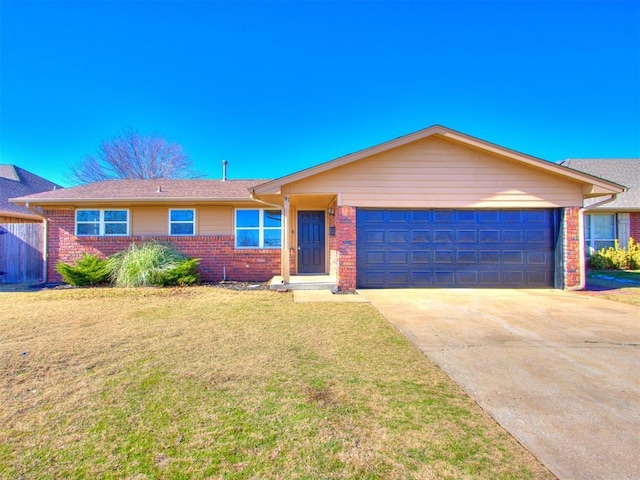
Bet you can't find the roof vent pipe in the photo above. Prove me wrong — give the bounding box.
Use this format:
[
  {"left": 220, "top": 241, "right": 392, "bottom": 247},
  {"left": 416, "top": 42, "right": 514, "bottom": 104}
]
[{"left": 222, "top": 160, "right": 228, "bottom": 181}]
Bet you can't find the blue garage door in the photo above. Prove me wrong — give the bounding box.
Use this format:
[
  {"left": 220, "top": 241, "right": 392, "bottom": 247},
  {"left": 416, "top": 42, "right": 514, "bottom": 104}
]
[{"left": 356, "top": 209, "right": 557, "bottom": 288}]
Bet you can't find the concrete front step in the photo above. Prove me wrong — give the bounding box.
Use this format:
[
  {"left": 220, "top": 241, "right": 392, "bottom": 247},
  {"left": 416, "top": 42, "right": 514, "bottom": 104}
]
[{"left": 268, "top": 275, "right": 338, "bottom": 291}]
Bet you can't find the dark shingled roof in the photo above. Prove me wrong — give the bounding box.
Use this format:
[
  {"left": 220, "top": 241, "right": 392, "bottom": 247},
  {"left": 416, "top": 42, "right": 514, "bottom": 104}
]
[
  {"left": 10, "top": 179, "right": 269, "bottom": 204},
  {"left": 1, "top": 165, "right": 61, "bottom": 218},
  {"left": 560, "top": 159, "right": 640, "bottom": 210}
]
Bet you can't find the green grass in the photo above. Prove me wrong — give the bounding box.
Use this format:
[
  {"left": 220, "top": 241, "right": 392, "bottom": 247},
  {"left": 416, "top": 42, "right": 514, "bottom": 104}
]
[
  {"left": 585, "top": 270, "right": 640, "bottom": 306},
  {"left": 0, "top": 287, "right": 552, "bottom": 479}
]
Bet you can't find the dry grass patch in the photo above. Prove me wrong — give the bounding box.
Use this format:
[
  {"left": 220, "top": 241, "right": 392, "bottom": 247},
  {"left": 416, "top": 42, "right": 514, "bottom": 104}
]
[{"left": 0, "top": 287, "right": 553, "bottom": 479}]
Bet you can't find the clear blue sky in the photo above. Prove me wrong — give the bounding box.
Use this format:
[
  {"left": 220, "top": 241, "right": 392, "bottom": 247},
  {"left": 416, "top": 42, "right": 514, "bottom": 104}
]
[{"left": 1, "top": 0, "right": 639, "bottom": 187}]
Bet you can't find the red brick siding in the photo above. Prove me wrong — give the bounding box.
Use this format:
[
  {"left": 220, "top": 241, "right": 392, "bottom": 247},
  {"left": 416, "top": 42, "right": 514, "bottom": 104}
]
[
  {"left": 328, "top": 199, "right": 338, "bottom": 278},
  {"left": 564, "top": 206, "right": 582, "bottom": 289},
  {"left": 336, "top": 206, "right": 356, "bottom": 292},
  {"left": 44, "top": 209, "right": 280, "bottom": 283},
  {"left": 631, "top": 212, "right": 640, "bottom": 243}
]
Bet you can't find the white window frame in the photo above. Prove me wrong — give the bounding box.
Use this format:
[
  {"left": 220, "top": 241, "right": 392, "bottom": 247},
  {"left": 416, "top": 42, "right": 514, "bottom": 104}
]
[
  {"left": 75, "top": 209, "right": 129, "bottom": 236},
  {"left": 584, "top": 213, "right": 617, "bottom": 255},
  {"left": 235, "top": 208, "right": 283, "bottom": 249},
  {"left": 168, "top": 208, "right": 196, "bottom": 236}
]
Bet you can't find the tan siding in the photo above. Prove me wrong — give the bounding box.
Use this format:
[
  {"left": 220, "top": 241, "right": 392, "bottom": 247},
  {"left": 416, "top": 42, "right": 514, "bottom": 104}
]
[
  {"left": 284, "top": 137, "right": 585, "bottom": 208},
  {"left": 131, "top": 206, "right": 166, "bottom": 235},
  {"left": 131, "top": 206, "right": 233, "bottom": 235},
  {"left": 198, "top": 206, "right": 233, "bottom": 235}
]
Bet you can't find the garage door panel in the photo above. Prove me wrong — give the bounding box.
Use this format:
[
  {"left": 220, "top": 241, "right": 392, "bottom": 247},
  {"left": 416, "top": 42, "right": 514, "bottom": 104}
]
[
  {"left": 411, "top": 271, "right": 432, "bottom": 285},
  {"left": 458, "top": 271, "right": 479, "bottom": 285},
  {"left": 411, "top": 230, "right": 431, "bottom": 242},
  {"left": 388, "top": 251, "right": 409, "bottom": 264},
  {"left": 434, "top": 251, "right": 455, "bottom": 263},
  {"left": 456, "top": 251, "right": 477, "bottom": 263},
  {"left": 357, "top": 209, "right": 555, "bottom": 288},
  {"left": 479, "top": 230, "right": 500, "bottom": 243},
  {"left": 456, "top": 230, "right": 478, "bottom": 243},
  {"left": 434, "top": 230, "right": 454, "bottom": 242},
  {"left": 434, "top": 210, "right": 454, "bottom": 223}
]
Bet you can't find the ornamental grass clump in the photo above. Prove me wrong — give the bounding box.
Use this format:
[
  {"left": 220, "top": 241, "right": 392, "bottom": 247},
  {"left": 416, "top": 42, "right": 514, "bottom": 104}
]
[{"left": 108, "top": 242, "right": 200, "bottom": 287}]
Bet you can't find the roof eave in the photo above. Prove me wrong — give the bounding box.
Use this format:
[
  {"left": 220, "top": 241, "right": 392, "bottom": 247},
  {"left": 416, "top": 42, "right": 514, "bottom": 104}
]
[
  {"left": 10, "top": 196, "right": 256, "bottom": 206},
  {"left": 0, "top": 210, "right": 42, "bottom": 220}
]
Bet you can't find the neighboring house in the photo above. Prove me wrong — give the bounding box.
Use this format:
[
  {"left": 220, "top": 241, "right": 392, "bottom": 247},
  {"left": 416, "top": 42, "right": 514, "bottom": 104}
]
[
  {"left": 11, "top": 125, "right": 624, "bottom": 291},
  {"left": 560, "top": 159, "right": 639, "bottom": 255},
  {"left": 0, "top": 165, "right": 61, "bottom": 283},
  {"left": 0, "top": 165, "right": 60, "bottom": 222}
]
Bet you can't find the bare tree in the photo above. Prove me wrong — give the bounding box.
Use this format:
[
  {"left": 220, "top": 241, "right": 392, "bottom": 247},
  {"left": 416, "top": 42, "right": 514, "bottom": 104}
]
[{"left": 68, "top": 129, "right": 202, "bottom": 184}]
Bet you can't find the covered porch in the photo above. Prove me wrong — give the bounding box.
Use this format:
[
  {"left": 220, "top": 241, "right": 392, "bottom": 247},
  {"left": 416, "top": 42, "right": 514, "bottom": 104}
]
[{"left": 253, "top": 192, "right": 348, "bottom": 289}]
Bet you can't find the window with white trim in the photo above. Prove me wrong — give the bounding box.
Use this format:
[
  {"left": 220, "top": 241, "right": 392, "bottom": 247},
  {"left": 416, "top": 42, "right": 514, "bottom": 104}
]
[
  {"left": 235, "top": 209, "right": 282, "bottom": 248},
  {"left": 76, "top": 209, "right": 129, "bottom": 236},
  {"left": 584, "top": 213, "right": 616, "bottom": 255},
  {"left": 169, "top": 209, "right": 196, "bottom": 235}
]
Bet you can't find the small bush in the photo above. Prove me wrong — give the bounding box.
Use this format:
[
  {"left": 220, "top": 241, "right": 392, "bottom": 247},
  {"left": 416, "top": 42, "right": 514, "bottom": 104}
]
[
  {"left": 158, "top": 258, "right": 201, "bottom": 286},
  {"left": 56, "top": 254, "right": 110, "bottom": 286},
  {"left": 588, "top": 238, "right": 640, "bottom": 270},
  {"left": 108, "top": 242, "right": 200, "bottom": 287}
]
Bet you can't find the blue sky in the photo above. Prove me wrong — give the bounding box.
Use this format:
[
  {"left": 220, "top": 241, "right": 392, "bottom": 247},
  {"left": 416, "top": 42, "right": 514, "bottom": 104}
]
[{"left": 1, "top": 0, "right": 639, "bottom": 187}]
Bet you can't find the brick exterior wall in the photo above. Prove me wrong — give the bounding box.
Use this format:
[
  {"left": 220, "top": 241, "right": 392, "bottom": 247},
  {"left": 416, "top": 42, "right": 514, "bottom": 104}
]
[
  {"left": 631, "top": 212, "right": 640, "bottom": 242},
  {"left": 328, "top": 199, "right": 338, "bottom": 278},
  {"left": 44, "top": 209, "right": 280, "bottom": 284},
  {"left": 336, "top": 206, "right": 357, "bottom": 291},
  {"left": 563, "top": 206, "right": 582, "bottom": 289}
]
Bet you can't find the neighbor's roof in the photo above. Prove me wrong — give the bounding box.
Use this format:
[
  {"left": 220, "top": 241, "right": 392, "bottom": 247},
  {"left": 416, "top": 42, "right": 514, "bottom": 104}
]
[
  {"left": 1, "top": 165, "right": 61, "bottom": 219},
  {"left": 252, "top": 125, "right": 626, "bottom": 196},
  {"left": 10, "top": 179, "right": 269, "bottom": 205},
  {"left": 560, "top": 159, "right": 640, "bottom": 210}
]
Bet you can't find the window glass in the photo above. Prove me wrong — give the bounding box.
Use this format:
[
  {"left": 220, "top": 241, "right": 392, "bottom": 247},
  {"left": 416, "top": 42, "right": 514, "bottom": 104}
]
[
  {"left": 171, "top": 222, "right": 194, "bottom": 235},
  {"left": 263, "top": 210, "right": 282, "bottom": 227},
  {"left": 77, "top": 223, "right": 99, "bottom": 236},
  {"left": 170, "top": 210, "right": 194, "bottom": 222},
  {"left": 237, "top": 229, "right": 260, "bottom": 247},
  {"left": 584, "top": 215, "right": 591, "bottom": 240},
  {"left": 76, "top": 209, "right": 128, "bottom": 236},
  {"left": 104, "top": 210, "right": 127, "bottom": 222},
  {"left": 585, "top": 214, "right": 616, "bottom": 255},
  {"left": 235, "top": 209, "right": 282, "bottom": 248},
  {"left": 264, "top": 229, "right": 282, "bottom": 247},
  {"left": 169, "top": 209, "right": 195, "bottom": 235},
  {"left": 77, "top": 210, "right": 99, "bottom": 222},
  {"left": 236, "top": 210, "right": 260, "bottom": 228},
  {"left": 593, "top": 215, "right": 615, "bottom": 239},
  {"left": 105, "top": 223, "right": 127, "bottom": 235}
]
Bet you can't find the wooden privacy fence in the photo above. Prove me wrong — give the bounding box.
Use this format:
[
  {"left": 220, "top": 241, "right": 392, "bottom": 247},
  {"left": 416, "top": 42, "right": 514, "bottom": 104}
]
[{"left": 0, "top": 223, "right": 44, "bottom": 283}]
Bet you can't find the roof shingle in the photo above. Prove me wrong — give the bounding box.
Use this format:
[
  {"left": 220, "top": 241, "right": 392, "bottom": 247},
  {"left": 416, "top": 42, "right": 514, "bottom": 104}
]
[
  {"left": 1, "top": 165, "right": 61, "bottom": 217},
  {"left": 560, "top": 159, "right": 640, "bottom": 210},
  {"left": 10, "top": 179, "right": 268, "bottom": 204}
]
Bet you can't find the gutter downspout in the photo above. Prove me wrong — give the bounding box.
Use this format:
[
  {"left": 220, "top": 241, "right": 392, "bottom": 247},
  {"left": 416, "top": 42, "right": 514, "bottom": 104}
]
[
  {"left": 571, "top": 193, "right": 620, "bottom": 291},
  {"left": 249, "top": 191, "right": 290, "bottom": 284},
  {"left": 25, "top": 202, "right": 48, "bottom": 284}
]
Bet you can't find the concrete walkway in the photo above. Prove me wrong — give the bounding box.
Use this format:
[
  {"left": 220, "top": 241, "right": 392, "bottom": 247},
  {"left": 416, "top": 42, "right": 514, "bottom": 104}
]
[{"left": 360, "top": 289, "right": 640, "bottom": 480}]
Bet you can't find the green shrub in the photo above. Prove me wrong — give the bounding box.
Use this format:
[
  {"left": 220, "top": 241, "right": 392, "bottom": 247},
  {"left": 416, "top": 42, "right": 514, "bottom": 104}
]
[
  {"left": 158, "top": 258, "right": 201, "bottom": 286},
  {"left": 588, "top": 237, "right": 640, "bottom": 270},
  {"left": 108, "top": 242, "right": 200, "bottom": 287},
  {"left": 55, "top": 254, "right": 110, "bottom": 286}
]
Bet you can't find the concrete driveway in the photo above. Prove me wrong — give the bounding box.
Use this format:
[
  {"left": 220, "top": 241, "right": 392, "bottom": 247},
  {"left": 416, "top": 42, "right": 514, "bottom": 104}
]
[{"left": 360, "top": 289, "right": 640, "bottom": 480}]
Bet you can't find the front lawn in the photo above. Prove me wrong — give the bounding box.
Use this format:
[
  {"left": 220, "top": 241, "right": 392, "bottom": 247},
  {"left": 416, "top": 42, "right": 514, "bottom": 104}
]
[
  {"left": 0, "top": 287, "right": 552, "bottom": 479},
  {"left": 585, "top": 270, "right": 640, "bottom": 306}
]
